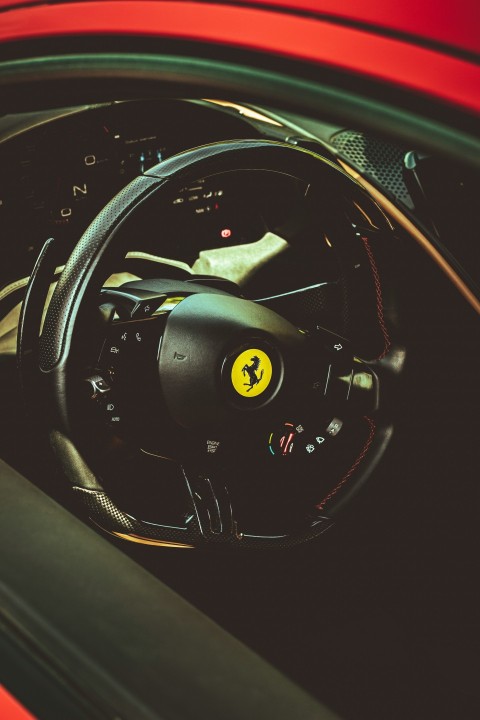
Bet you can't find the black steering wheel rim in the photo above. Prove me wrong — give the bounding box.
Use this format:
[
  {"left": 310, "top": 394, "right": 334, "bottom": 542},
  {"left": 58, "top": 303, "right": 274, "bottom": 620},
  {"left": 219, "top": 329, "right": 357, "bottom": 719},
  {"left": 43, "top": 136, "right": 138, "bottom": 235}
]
[{"left": 36, "top": 139, "right": 400, "bottom": 550}]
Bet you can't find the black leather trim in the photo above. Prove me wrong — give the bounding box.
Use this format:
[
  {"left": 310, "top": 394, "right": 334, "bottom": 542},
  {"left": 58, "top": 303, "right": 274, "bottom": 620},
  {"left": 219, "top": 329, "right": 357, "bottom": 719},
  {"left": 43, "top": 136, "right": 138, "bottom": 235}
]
[
  {"left": 49, "top": 429, "right": 103, "bottom": 492},
  {"left": 0, "top": 457, "right": 338, "bottom": 720}
]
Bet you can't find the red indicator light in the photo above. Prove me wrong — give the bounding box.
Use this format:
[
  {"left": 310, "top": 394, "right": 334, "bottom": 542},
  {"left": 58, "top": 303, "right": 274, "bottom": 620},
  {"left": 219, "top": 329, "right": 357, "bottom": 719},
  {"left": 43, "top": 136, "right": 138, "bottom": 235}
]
[{"left": 221, "top": 228, "right": 232, "bottom": 238}]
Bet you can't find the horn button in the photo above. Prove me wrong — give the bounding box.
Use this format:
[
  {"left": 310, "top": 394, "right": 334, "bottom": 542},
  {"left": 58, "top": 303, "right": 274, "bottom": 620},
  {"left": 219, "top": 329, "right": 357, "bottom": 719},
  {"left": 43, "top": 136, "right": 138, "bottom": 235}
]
[{"left": 159, "top": 293, "right": 304, "bottom": 429}]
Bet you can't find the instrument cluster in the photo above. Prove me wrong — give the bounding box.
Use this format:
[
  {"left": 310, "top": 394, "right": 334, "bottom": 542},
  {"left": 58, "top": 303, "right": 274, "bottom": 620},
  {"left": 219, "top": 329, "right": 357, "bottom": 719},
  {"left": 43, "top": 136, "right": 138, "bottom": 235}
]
[{"left": 0, "top": 99, "right": 270, "bottom": 286}]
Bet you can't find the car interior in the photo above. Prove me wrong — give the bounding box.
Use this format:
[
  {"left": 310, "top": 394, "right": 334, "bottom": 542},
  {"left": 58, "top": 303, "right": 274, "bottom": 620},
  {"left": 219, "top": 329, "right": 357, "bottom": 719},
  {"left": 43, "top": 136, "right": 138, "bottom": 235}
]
[{"left": 1, "top": 42, "right": 479, "bottom": 720}]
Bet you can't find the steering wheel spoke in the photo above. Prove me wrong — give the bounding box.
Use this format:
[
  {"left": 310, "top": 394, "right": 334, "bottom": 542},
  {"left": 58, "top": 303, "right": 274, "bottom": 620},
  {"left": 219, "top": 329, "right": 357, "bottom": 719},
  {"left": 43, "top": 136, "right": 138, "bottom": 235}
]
[
  {"left": 87, "top": 312, "right": 164, "bottom": 435},
  {"left": 254, "top": 280, "right": 342, "bottom": 330}
]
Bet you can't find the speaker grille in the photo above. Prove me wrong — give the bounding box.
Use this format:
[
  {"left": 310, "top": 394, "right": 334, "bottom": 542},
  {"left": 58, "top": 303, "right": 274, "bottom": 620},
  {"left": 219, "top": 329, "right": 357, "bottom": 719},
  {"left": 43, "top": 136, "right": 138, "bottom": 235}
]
[{"left": 330, "top": 130, "right": 413, "bottom": 208}]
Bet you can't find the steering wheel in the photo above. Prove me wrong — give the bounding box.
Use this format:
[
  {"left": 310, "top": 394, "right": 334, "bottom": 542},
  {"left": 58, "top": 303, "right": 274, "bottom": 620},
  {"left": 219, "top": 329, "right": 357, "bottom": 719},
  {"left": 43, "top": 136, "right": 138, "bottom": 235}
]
[{"left": 27, "top": 140, "right": 400, "bottom": 550}]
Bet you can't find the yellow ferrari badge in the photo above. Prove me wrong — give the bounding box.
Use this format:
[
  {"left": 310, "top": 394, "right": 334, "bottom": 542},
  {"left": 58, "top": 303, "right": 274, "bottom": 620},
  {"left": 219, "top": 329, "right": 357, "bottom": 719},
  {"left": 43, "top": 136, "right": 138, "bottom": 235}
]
[{"left": 231, "top": 348, "right": 273, "bottom": 397}]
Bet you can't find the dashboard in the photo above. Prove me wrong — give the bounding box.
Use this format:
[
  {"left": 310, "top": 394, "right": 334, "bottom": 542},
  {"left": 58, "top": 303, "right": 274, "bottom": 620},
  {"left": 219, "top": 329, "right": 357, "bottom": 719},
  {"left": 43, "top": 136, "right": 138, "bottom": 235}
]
[
  {"left": 0, "top": 96, "right": 478, "bottom": 509},
  {"left": 0, "top": 96, "right": 389, "bottom": 527},
  {"left": 0, "top": 97, "right": 359, "bottom": 346},
  {"left": 1, "top": 97, "right": 477, "bottom": 303},
  {"left": 0, "top": 99, "right": 347, "bottom": 307},
  {"left": 1, "top": 94, "right": 478, "bottom": 296},
  {"left": 0, "top": 99, "right": 268, "bottom": 283}
]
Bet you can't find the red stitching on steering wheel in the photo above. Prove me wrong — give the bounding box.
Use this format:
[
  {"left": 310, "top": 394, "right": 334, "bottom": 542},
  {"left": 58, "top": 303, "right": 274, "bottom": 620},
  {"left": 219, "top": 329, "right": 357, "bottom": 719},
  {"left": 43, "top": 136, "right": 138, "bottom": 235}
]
[
  {"left": 315, "top": 416, "right": 376, "bottom": 511},
  {"left": 361, "top": 235, "right": 391, "bottom": 359}
]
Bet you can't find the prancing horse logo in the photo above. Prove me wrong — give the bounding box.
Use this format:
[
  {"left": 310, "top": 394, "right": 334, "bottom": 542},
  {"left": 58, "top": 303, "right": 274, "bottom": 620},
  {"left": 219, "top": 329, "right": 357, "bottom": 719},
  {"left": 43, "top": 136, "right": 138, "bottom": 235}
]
[
  {"left": 230, "top": 348, "right": 272, "bottom": 398},
  {"left": 242, "top": 356, "right": 264, "bottom": 392}
]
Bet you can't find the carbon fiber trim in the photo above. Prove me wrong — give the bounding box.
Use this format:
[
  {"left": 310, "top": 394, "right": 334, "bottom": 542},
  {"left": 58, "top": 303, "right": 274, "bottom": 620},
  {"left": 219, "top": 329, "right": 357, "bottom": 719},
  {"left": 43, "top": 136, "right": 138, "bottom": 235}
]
[
  {"left": 73, "top": 486, "right": 334, "bottom": 550},
  {"left": 73, "top": 487, "right": 196, "bottom": 546}
]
